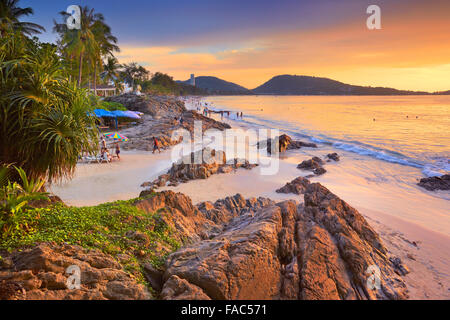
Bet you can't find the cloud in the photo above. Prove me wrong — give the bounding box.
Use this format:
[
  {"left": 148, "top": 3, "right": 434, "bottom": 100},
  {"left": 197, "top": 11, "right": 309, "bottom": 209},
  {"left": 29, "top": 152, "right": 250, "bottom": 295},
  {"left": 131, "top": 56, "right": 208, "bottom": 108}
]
[{"left": 116, "top": 0, "right": 450, "bottom": 91}]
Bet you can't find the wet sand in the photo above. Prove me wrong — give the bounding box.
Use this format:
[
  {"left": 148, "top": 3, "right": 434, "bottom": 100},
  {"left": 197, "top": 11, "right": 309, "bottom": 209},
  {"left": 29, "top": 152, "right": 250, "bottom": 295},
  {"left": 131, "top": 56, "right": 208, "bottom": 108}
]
[
  {"left": 49, "top": 99, "right": 449, "bottom": 299},
  {"left": 49, "top": 150, "right": 174, "bottom": 206},
  {"left": 50, "top": 146, "right": 450, "bottom": 299}
]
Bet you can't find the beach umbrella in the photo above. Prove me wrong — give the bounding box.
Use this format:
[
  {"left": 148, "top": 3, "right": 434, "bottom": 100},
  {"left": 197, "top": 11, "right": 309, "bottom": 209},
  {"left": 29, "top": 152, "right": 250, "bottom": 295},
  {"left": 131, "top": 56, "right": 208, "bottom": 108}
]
[
  {"left": 123, "top": 110, "right": 141, "bottom": 119},
  {"left": 104, "top": 132, "right": 129, "bottom": 141},
  {"left": 93, "top": 109, "right": 117, "bottom": 118},
  {"left": 110, "top": 110, "right": 141, "bottom": 119}
]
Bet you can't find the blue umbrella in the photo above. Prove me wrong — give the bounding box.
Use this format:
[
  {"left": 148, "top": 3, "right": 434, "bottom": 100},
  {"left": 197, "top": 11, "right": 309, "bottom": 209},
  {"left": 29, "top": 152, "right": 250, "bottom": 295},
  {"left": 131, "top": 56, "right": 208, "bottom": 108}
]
[
  {"left": 122, "top": 111, "right": 141, "bottom": 119},
  {"left": 93, "top": 109, "right": 116, "bottom": 118}
]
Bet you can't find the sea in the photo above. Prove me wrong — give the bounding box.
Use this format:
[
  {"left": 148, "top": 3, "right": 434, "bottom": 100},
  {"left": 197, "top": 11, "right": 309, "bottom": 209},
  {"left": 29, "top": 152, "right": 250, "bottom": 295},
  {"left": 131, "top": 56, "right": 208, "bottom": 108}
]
[{"left": 198, "top": 95, "right": 450, "bottom": 235}]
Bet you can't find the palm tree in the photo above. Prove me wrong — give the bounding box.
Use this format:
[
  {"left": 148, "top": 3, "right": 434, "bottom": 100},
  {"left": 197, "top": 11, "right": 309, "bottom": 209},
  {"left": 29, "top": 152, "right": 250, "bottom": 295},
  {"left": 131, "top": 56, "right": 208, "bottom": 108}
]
[
  {"left": 101, "top": 56, "right": 121, "bottom": 84},
  {"left": 0, "top": 31, "right": 98, "bottom": 183},
  {"left": 54, "top": 6, "right": 118, "bottom": 89},
  {"left": 0, "top": 0, "right": 45, "bottom": 36},
  {"left": 54, "top": 6, "right": 100, "bottom": 87},
  {"left": 92, "top": 21, "right": 119, "bottom": 94},
  {"left": 120, "top": 62, "right": 150, "bottom": 91}
]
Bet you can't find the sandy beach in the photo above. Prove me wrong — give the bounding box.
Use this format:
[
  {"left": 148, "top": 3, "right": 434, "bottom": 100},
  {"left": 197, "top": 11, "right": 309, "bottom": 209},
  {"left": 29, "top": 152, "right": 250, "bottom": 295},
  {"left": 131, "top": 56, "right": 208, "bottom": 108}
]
[
  {"left": 47, "top": 96, "right": 450, "bottom": 299},
  {"left": 50, "top": 145, "right": 450, "bottom": 299}
]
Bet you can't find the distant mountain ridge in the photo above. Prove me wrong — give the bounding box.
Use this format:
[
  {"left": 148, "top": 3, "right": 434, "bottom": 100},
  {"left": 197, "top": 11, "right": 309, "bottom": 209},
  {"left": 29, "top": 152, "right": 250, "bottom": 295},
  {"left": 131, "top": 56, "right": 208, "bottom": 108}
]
[
  {"left": 252, "top": 75, "right": 429, "bottom": 95},
  {"left": 178, "top": 74, "right": 448, "bottom": 95},
  {"left": 179, "top": 76, "right": 250, "bottom": 95}
]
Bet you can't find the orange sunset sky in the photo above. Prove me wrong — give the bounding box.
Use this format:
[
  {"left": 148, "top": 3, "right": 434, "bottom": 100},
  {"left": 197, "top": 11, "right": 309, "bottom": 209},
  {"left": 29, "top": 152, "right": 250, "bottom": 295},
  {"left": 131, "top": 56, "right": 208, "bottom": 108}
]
[{"left": 30, "top": 0, "right": 450, "bottom": 91}]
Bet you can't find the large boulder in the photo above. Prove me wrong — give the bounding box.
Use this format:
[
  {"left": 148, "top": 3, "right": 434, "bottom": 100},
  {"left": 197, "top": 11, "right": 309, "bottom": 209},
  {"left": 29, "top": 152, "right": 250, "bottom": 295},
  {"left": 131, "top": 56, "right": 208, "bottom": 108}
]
[
  {"left": 258, "top": 134, "right": 317, "bottom": 154},
  {"left": 327, "top": 153, "right": 340, "bottom": 162},
  {"left": 417, "top": 174, "right": 450, "bottom": 191},
  {"left": 276, "top": 176, "right": 311, "bottom": 195},
  {"left": 105, "top": 93, "right": 186, "bottom": 117},
  {"left": 159, "top": 184, "right": 408, "bottom": 300},
  {"left": 140, "top": 148, "right": 257, "bottom": 191},
  {"left": 297, "top": 157, "right": 327, "bottom": 175}
]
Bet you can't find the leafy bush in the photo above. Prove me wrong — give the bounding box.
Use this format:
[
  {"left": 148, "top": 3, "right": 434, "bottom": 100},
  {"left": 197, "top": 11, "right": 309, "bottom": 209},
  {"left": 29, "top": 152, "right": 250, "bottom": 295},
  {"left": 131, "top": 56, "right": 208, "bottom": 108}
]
[
  {"left": 0, "top": 166, "right": 49, "bottom": 239},
  {"left": 98, "top": 101, "right": 127, "bottom": 111},
  {"left": 0, "top": 31, "right": 99, "bottom": 183},
  {"left": 0, "top": 196, "right": 180, "bottom": 268}
]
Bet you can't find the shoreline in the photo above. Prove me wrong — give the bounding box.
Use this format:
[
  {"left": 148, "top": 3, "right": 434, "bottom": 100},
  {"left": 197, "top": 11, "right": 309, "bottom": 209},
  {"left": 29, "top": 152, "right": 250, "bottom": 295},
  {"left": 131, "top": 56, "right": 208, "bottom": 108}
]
[{"left": 48, "top": 96, "right": 450, "bottom": 299}]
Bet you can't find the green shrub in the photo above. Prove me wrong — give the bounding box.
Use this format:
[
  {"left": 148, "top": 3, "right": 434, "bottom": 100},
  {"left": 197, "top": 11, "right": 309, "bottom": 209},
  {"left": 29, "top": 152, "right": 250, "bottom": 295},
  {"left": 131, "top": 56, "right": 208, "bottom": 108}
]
[
  {"left": 0, "top": 197, "right": 180, "bottom": 266},
  {"left": 98, "top": 101, "right": 127, "bottom": 111}
]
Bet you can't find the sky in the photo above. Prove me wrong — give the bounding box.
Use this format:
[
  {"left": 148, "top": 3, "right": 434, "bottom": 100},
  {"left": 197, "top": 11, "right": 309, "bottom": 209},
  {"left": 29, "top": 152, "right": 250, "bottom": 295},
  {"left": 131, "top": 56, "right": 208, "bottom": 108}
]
[{"left": 21, "top": 0, "right": 450, "bottom": 91}]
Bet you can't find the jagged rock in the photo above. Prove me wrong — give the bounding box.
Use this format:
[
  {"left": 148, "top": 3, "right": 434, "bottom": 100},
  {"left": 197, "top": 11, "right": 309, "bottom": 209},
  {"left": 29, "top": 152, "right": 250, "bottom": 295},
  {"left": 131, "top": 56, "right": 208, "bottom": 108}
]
[
  {"left": 106, "top": 95, "right": 230, "bottom": 151},
  {"left": 105, "top": 93, "right": 186, "bottom": 117},
  {"left": 276, "top": 176, "right": 311, "bottom": 195},
  {"left": 161, "top": 275, "right": 211, "bottom": 300},
  {"left": 0, "top": 244, "right": 151, "bottom": 300},
  {"left": 417, "top": 174, "right": 450, "bottom": 191},
  {"left": 197, "top": 194, "right": 275, "bottom": 226},
  {"left": 143, "top": 263, "right": 164, "bottom": 292},
  {"left": 258, "top": 134, "right": 317, "bottom": 154},
  {"left": 389, "top": 257, "right": 410, "bottom": 276},
  {"left": 327, "top": 153, "right": 340, "bottom": 162},
  {"left": 313, "top": 167, "right": 327, "bottom": 175},
  {"left": 297, "top": 157, "right": 327, "bottom": 175},
  {"left": 160, "top": 183, "right": 408, "bottom": 300},
  {"left": 135, "top": 191, "right": 273, "bottom": 244},
  {"left": 139, "top": 188, "right": 154, "bottom": 198},
  {"left": 141, "top": 148, "right": 257, "bottom": 190},
  {"left": 135, "top": 191, "right": 219, "bottom": 243}
]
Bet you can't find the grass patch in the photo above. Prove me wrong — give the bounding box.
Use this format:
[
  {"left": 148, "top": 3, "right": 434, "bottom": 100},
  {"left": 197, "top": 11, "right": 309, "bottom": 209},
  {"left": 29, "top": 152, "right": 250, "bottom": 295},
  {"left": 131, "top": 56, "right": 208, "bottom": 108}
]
[{"left": 0, "top": 196, "right": 180, "bottom": 274}]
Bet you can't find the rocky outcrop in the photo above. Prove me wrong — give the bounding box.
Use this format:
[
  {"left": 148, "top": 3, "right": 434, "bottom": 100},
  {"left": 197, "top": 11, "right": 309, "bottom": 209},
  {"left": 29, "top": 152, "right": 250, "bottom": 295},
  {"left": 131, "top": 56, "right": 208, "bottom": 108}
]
[
  {"left": 105, "top": 93, "right": 186, "bottom": 117},
  {"left": 297, "top": 156, "right": 327, "bottom": 175},
  {"left": 140, "top": 148, "right": 257, "bottom": 192},
  {"left": 0, "top": 244, "right": 150, "bottom": 300},
  {"left": 276, "top": 176, "right": 311, "bottom": 195},
  {"left": 258, "top": 134, "right": 317, "bottom": 154},
  {"left": 1, "top": 185, "right": 409, "bottom": 300},
  {"left": 135, "top": 190, "right": 220, "bottom": 243},
  {"left": 118, "top": 111, "right": 230, "bottom": 152},
  {"left": 159, "top": 184, "right": 408, "bottom": 300},
  {"left": 327, "top": 153, "right": 340, "bottom": 162},
  {"left": 181, "top": 110, "right": 231, "bottom": 133},
  {"left": 135, "top": 191, "right": 273, "bottom": 244},
  {"left": 417, "top": 174, "right": 450, "bottom": 191}
]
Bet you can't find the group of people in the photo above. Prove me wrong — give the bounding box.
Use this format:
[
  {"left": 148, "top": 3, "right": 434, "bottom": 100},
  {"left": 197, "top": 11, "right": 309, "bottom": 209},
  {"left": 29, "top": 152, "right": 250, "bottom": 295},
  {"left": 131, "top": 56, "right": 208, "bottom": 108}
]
[
  {"left": 197, "top": 105, "right": 244, "bottom": 121},
  {"left": 100, "top": 136, "right": 120, "bottom": 162}
]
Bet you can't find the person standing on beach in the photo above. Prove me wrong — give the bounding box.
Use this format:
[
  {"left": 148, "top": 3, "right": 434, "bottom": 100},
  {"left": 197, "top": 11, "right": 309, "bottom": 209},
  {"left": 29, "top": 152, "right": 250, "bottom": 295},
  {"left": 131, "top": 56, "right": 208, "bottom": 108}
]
[
  {"left": 101, "top": 136, "right": 107, "bottom": 151},
  {"left": 152, "top": 136, "right": 161, "bottom": 154},
  {"left": 114, "top": 142, "right": 121, "bottom": 160}
]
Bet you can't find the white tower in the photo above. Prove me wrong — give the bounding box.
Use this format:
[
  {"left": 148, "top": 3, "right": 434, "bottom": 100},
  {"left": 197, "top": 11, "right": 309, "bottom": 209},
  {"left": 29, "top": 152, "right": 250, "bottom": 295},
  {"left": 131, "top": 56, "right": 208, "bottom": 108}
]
[{"left": 190, "top": 74, "right": 195, "bottom": 86}]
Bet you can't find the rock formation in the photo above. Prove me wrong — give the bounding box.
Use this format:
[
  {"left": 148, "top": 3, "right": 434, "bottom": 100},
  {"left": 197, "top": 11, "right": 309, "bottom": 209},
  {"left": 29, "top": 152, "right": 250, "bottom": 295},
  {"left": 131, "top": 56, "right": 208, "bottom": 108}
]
[
  {"left": 327, "top": 153, "right": 340, "bottom": 162},
  {"left": 149, "top": 185, "right": 408, "bottom": 300},
  {"left": 0, "top": 244, "right": 150, "bottom": 300},
  {"left": 258, "top": 134, "right": 317, "bottom": 154},
  {"left": 140, "top": 148, "right": 257, "bottom": 193},
  {"left": 297, "top": 156, "right": 327, "bottom": 175},
  {"left": 105, "top": 94, "right": 230, "bottom": 151},
  {"left": 417, "top": 174, "right": 450, "bottom": 191},
  {"left": 1, "top": 185, "right": 409, "bottom": 300},
  {"left": 276, "top": 176, "right": 311, "bottom": 195},
  {"left": 105, "top": 93, "right": 186, "bottom": 118}
]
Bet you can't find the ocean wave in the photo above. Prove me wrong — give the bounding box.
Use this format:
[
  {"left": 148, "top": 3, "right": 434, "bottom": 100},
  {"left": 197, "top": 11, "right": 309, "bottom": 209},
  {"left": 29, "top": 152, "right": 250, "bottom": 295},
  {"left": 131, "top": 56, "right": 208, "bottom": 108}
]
[{"left": 202, "top": 104, "right": 449, "bottom": 177}]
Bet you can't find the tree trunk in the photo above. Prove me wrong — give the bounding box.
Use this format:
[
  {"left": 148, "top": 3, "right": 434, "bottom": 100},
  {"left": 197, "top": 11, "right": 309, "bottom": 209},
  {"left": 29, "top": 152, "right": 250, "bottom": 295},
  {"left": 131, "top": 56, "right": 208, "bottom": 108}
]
[
  {"left": 94, "top": 63, "right": 97, "bottom": 96},
  {"left": 78, "top": 51, "right": 83, "bottom": 87}
]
